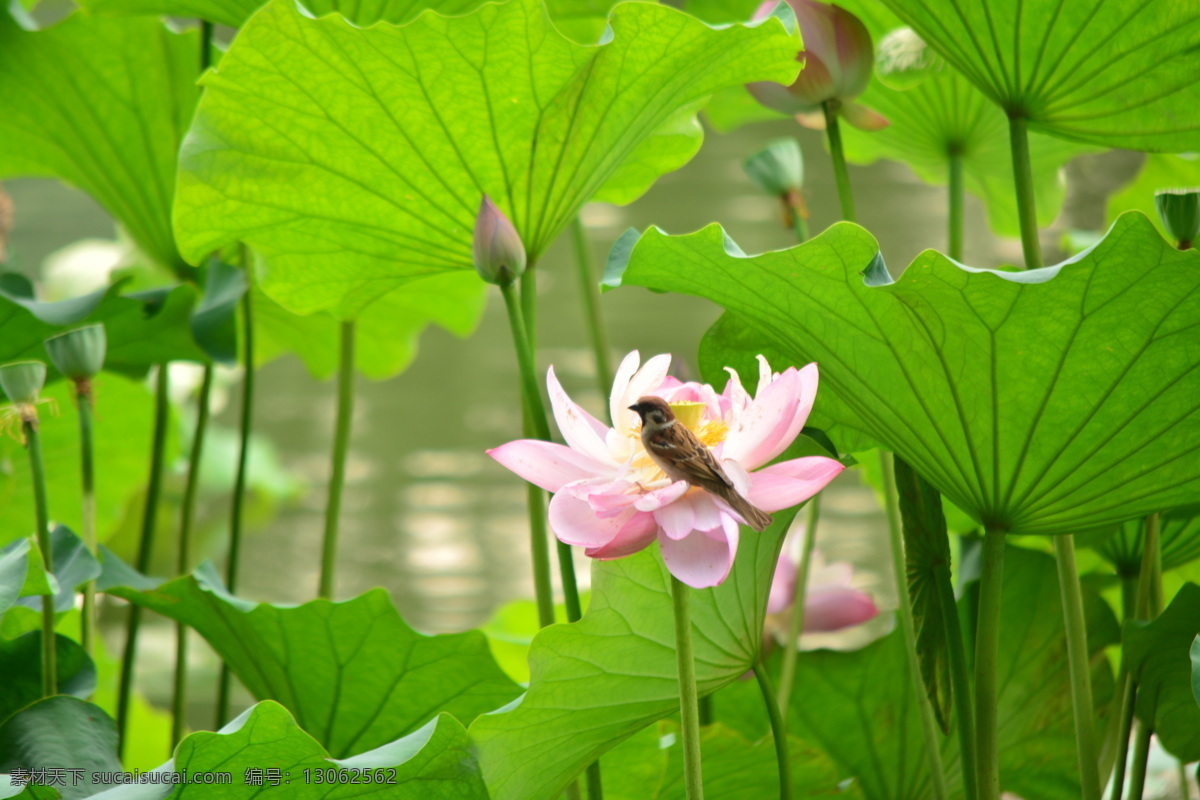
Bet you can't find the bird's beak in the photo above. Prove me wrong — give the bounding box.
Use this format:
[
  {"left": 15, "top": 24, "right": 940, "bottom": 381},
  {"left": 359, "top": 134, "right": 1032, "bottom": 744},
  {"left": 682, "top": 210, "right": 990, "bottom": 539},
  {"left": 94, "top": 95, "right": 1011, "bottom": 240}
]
[{"left": 628, "top": 404, "right": 640, "bottom": 412}]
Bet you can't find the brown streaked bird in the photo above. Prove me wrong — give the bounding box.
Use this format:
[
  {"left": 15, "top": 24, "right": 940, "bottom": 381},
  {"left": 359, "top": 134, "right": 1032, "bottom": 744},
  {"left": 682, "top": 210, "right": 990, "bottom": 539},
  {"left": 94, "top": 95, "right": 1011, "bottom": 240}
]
[{"left": 628, "top": 395, "right": 773, "bottom": 532}]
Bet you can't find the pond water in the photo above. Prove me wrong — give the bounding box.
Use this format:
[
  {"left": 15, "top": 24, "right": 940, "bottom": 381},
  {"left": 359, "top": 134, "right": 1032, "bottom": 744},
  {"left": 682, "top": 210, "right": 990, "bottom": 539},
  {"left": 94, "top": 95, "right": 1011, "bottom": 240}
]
[{"left": 6, "top": 116, "right": 1122, "bottom": 727}]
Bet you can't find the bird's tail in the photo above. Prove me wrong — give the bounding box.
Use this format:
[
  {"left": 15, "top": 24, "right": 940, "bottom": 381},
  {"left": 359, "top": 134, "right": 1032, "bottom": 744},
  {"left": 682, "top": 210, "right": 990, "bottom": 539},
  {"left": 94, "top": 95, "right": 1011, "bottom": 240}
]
[{"left": 718, "top": 487, "right": 773, "bottom": 532}]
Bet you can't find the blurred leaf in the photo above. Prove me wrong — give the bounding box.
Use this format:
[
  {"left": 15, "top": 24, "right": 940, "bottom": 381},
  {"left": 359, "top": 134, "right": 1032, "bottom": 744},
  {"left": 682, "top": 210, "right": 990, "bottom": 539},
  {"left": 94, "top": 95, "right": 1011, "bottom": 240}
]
[
  {"left": 614, "top": 214, "right": 1200, "bottom": 535},
  {"left": 878, "top": 0, "right": 1200, "bottom": 150},
  {"left": 0, "top": 375, "right": 177, "bottom": 549},
  {"left": 0, "top": 12, "right": 199, "bottom": 274},
  {"left": 1107, "top": 154, "right": 1200, "bottom": 239},
  {"left": 1124, "top": 583, "right": 1200, "bottom": 761},
  {"left": 88, "top": 703, "right": 487, "bottom": 800},
  {"left": 173, "top": 0, "right": 800, "bottom": 320},
  {"left": 1192, "top": 635, "right": 1200, "bottom": 709},
  {"left": 0, "top": 697, "right": 120, "bottom": 800},
  {"left": 470, "top": 505, "right": 800, "bottom": 800},
  {"left": 14, "top": 527, "right": 99, "bottom": 615},
  {"left": 0, "top": 632, "right": 96, "bottom": 727},
  {"left": 893, "top": 455, "right": 951, "bottom": 734},
  {"left": 108, "top": 562, "right": 520, "bottom": 758},
  {"left": 0, "top": 539, "right": 51, "bottom": 616},
  {"left": 190, "top": 259, "right": 245, "bottom": 365}
]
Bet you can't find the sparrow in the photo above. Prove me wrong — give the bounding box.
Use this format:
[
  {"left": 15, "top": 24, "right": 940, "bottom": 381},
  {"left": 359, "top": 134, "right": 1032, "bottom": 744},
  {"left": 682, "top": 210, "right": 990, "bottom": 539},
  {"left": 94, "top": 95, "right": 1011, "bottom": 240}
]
[{"left": 628, "top": 395, "right": 773, "bottom": 532}]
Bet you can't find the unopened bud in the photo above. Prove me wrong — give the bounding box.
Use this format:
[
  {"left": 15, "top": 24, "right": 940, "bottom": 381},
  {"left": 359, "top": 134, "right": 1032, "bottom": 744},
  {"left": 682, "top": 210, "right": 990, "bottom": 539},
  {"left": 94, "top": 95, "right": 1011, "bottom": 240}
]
[
  {"left": 0, "top": 361, "right": 47, "bottom": 405},
  {"left": 744, "top": 139, "right": 805, "bottom": 196},
  {"left": 45, "top": 324, "right": 106, "bottom": 383},
  {"left": 1155, "top": 188, "right": 1200, "bottom": 249},
  {"left": 472, "top": 196, "right": 527, "bottom": 286}
]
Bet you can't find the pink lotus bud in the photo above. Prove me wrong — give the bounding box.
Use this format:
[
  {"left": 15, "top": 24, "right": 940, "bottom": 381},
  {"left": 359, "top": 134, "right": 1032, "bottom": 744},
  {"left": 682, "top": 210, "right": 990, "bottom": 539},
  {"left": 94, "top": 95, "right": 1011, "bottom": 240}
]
[
  {"left": 472, "top": 195, "right": 526, "bottom": 286},
  {"left": 748, "top": 0, "right": 887, "bottom": 132}
]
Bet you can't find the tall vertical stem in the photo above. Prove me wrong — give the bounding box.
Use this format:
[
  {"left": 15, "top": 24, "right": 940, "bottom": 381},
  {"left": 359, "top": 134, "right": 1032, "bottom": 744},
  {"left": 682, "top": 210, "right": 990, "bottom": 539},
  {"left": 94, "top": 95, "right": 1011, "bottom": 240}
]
[
  {"left": 1127, "top": 513, "right": 1164, "bottom": 800},
  {"left": 1126, "top": 723, "right": 1152, "bottom": 800},
  {"left": 24, "top": 418, "right": 56, "bottom": 697},
  {"left": 499, "top": 280, "right": 555, "bottom": 627},
  {"left": 217, "top": 282, "right": 255, "bottom": 728},
  {"left": 319, "top": 320, "right": 355, "bottom": 600},
  {"left": 671, "top": 574, "right": 705, "bottom": 800},
  {"left": 117, "top": 365, "right": 170, "bottom": 755},
  {"left": 171, "top": 365, "right": 214, "bottom": 747},
  {"left": 948, "top": 148, "right": 965, "bottom": 261},
  {"left": 975, "top": 527, "right": 1007, "bottom": 800},
  {"left": 822, "top": 101, "right": 856, "bottom": 223},
  {"left": 935, "top": 567, "right": 978, "bottom": 800},
  {"left": 77, "top": 384, "right": 97, "bottom": 661},
  {"left": 776, "top": 496, "right": 820, "bottom": 718},
  {"left": 1007, "top": 114, "right": 1042, "bottom": 270},
  {"left": 754, "top": 663, "right": 791, "bottom": 800},
  {"left": 881, "top": 452, "right": 949, "bottom": 800},
  {"left": 1053, "top": 534, "right": 1101, "bottom": 800},
  {"left": 570, "top": 216, "right": 612, "bottom": 396}
]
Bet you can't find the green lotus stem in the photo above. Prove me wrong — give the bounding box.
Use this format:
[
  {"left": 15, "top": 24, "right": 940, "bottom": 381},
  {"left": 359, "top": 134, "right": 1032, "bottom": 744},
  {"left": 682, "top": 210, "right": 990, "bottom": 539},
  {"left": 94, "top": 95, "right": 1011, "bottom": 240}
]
[
  {"left": 117, "top": 365, "right": 170, "bottom": 755},
  {"left": 777, "top": 495, "right": 820, "bottom": 719},
  {"left": 789, "top": 194, "right": 809, "bottom": 243},
  {"left": 521, "top": 265, "right": 538, "bottom": 353},
  {"left": 1176, "top": 760, "right": 1190, "bottom": 798},
  {"left": 171, "top": 364, "right": 214, "bottom": 747},
  {"left": 200, "top": 21, "right": 213, "bottom": 70},
  {"left": 1108, "top": 574, "right": 1138, "bottom": 800},
  {"left": 934, "top": 564, "right": 978, "bottom": 800},
  {"left": 1052, "top": 534, "right": 1101, "bottom": 800},
  {"left": 585, "top": 761, "right": 604, "bottom": 800},
  {"left": 217, "top": 284, "right": 255, "bottom": 727},
  {"left": 570, "top": 216, "right": 612, "bottom": 396},
  {"left": 754, "top": 663, "right": 791, "bottom": 800},
  {"left": 822, "top": 101, "right": 855, "bottom": 223},
  {"left": 1007, "top": 115, "right": 1042, "bottom": 270},
  {"left": 499, "top": 280, "right": 556, "bottom": 627},
  {"left": 671, "top": 574, "right": 705, "bottom": 800},
  {"left": 881, "top": 453, "right": 950, "bottom": 800},
  {"left": 76, "top": 381, "right": 97, "bottom": 662},
  {"left": 319, "top": 320, "right": 355, "bottom": 600},
  {"left": 698, "top": 695, "right": 714, "bottom": 725},
  {"left": 948, "top": 147, "right": 964, "bottom": 261},
  {"left": 1136, "top": 513, "right": 1163, "bottom": 619},
  {"left": 21, "top": 415, "right": 56, "bottom": 697},
  {"left": 975, "top": 527, "right": 1007, "bottom": 800},
  {"left": 1126, "top": 721, "right": 1152, "bottom": 800}
]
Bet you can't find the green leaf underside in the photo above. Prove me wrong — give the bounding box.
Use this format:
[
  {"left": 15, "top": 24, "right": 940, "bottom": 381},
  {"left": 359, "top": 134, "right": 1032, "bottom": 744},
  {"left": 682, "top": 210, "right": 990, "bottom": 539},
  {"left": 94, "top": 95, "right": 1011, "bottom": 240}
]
[
  {"left": 0, "top": 12, "right": 199, "bottom": 273},
  {"left": 0, "top": 633, "right": 97, "bottom": 728},
  {"left": 617, "top": 213, "right": 1200, "bottom": 535},
  {"left": 1124, "top": 583, "right": 1200, "bottom": 761},
  {"left": 840, "top": 67, "right": 1096, "bottom": 238},
  {"left": 1089, "top": 511, "right": 1200, "bottom": 575},
  {"left": 470, "top": 507, "right": 801, "bottom": 800},
  {"left": 0, "top": 697, "right": 122, "bottom": 800},
  {"left": 0, "top": 376, "right": 173, "bottom": 549},
  {"left": 108, "top": 563, "right": 521, "bottom": 758},
  {"left": 88, "top": 703, "right": 487, "bottom": 800},
  {"left": 253, "top": 273, "right": 486, "bottom": 381},
  {"left": 716, "top": 544, "right": 1115, "bottom": 800},
  {"left": 877, "top": 0, "right": 1200, "bottom": 150},
  {"left": 174, "top": 0, "right": 800, "bottom": 318}
]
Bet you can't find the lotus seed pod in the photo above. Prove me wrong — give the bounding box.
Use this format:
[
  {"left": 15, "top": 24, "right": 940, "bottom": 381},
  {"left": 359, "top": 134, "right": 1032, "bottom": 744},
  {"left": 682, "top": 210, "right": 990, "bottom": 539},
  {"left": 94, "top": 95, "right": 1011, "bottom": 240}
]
[
  {"left": 1154, "top": 188, "right": 1200, "bottom": 248},
  {"left": 45, "top": 324, "right": 107, "bottom": 381},
  {"left": 472, "top": 195, "right": 527, "bottom": 286},
  {"left": 0, "top": 361, "right": 47, "bottom": 404},
  {"left": 744, "top": 139, "right": 805, "bottom": 197}
]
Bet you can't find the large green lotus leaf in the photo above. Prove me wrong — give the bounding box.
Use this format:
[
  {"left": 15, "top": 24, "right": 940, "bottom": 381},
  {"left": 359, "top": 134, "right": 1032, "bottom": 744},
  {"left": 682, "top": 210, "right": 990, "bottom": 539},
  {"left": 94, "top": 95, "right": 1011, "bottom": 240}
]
[
  {"left": 173, "top": 0, "right": 800, "bottom": 319},
  {"left": 470, "top": 504, "right": 800, "bottom": 800},
  {"left": 11, "top": 527, "right": 100, "bottom": 615},
  {"left": 1107, "top": 154, "right": 1200, "bottom": 240},
  {"left": 0, "top": 632, "right": 96, "bottom": 727},
  {"left": 0, "top": 375, "right": 174, "bottom": 548},
  {"left": 254, "top": 272, "right": 486, "bottom": 381},
  {"left": 840, "top": 67, "right": 1095, "bottom": 239},
  {"left": 87, "top": 703, "right": 486, "bottom": 800},
  {"left": 1087, "top": 511, "right": 1200, "bottom": 577},
  {"left": 612, "top": 213, "right": 1200, "bottom": 535},
  {"left": 108, "top": 562, "right": 521, "bottom": 758},
  {"left": 876, "top": 0, "right": 1200, "bottom": 151},
  {"left": 0, "top": 12, "right": 199, "bottom": 275},
  {"left": 0, "top": 279, "right": 204, "bottom": 378},
  {"left": 0, "top": 697, "right": 121, "bottom": 800},
  {"left": 1124, "top": 583, "right": 1200, "bottom": 761}
]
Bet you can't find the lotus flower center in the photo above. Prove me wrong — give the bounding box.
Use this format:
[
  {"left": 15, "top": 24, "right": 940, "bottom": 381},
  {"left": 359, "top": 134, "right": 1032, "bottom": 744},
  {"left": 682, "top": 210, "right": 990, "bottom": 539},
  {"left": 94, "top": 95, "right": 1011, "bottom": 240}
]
[{"left": 668, "top": 401, "right": 728, "bottom": 447}]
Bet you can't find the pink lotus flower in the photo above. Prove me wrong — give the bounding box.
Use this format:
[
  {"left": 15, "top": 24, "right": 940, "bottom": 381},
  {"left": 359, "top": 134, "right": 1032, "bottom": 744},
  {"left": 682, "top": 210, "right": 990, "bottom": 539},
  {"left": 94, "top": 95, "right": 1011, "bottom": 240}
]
[
  {"left": 487, "top": 351, "right": 845, "bottom": 589},
  {"left": 767, "top": 549, "right": 879, "bottom": 636},
  {"left": 748, "top": 0, "right": 888, "bottom": 132}
]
